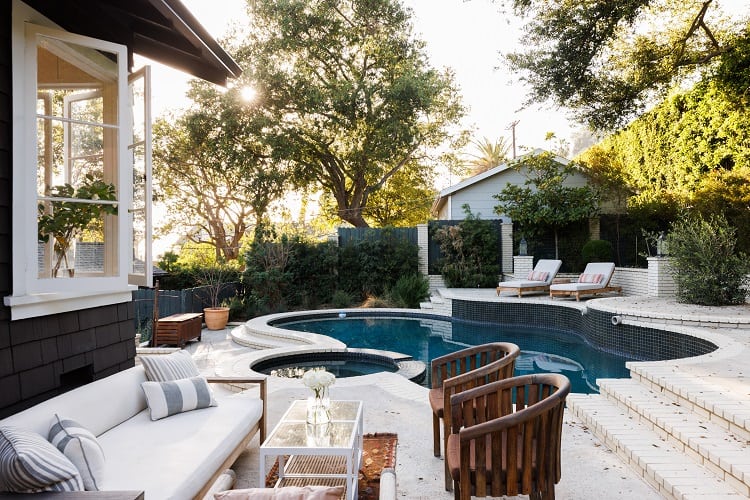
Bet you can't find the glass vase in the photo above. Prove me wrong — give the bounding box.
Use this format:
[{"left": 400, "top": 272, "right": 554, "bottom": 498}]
[{"left": 306, "top": 387, "right": 331, "bottom": 425}]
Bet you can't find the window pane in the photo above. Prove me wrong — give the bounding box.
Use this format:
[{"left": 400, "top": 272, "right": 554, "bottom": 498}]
[{"left": 36, "top": 34, "right": 120, "bottom": 279}]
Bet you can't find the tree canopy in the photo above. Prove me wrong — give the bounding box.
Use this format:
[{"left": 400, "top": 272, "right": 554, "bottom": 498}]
[
  {"left": 234, "top": 0, "right": 465, "bottom": 227},
  {"left": 501, "top": 0, "right": 749, "bottom": 130},
  {"left": 493, "top": 151, "right": 600, "bottom": 259},
  {"left": 153, "top": 82, "right": 288, "bottom": 261}
]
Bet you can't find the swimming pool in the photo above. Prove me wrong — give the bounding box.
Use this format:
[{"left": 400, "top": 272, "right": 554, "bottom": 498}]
[{"left": 274, "top": 316, "right": 632, "bottom": 393}]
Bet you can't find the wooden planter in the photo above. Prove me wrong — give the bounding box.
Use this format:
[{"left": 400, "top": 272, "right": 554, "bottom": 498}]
[{"left": 204, "top": 307, "right": 230, "bottom": 330}]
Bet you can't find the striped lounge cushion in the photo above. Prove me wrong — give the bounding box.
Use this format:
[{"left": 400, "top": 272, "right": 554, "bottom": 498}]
[
  {"left": 526, "top": 271, "right": 549, "bottom": 282},
  {"left": 141, "top": 376, "right": 217, "bottom": 421},
  {"left": 48, "top": 416, "right": 104, "bottom": 491},
  {"left": 0, "top": 425, "right": 83, "bottom": 493},
  {"left": 578, "top": 273, "right": 604, "bottom": 284},
  {"left": 140, "top": 349, "right": 200, "bottom": 381}
]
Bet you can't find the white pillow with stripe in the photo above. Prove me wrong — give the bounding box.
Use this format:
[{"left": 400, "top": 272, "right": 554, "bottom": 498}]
[
  {"left": 141, "top": 376, "right": 217, "bottom": 421},
  {"left": 140, "top": 349, "right": 200, "bottom": 381},
  {"left": 48, "top": 415, "right": 105, "bottom": 491},
  {"left": 0, "top": 425, "right": 83, "bottom": 493}
]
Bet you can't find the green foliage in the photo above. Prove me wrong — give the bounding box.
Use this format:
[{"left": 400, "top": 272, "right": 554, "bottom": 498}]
[
  {"left": 493, "top": 152, "right": 599, "bottom": 259},
  {"left": 37, "top": 174, "right": 118, "bottom": 275},
  {"left": 331, "top": 290, "right": 354, "bottom": 309},
  {"left": 152, "top": 79, "right": 288, "bottom": 261},
  {"left": 363, "top": 162, "right": 437, "bottom": 227},
  {"left": 433, "top": 206, "right": 500, "bottom": 287},
  {"left": 465, "top": 137, "right": 510, "bottom": 175},
  {"left": 387, "top": 274, "right": 430, "bottom": 309},
  {"left": 197, "top": 264, "right": 240, "bottom": 308},
  {"left": 158, "top": 251, "right": 179, "bottom": 273},
  {"left": 237, "top": 0, "right": 466, "bottom": 227},
  {"left": 667, "top": 214, "right": 750, "bottom": 306},
  {"left": 337, "top": 232, "right": 420, "bottom": 300},
  {"left": 502, "top": 0, "right": 742, "bottom": 130},
  {"left": 581, "top": 240, "right": 614, "bottom": 265},
  {"left": 579, "top": 75, "right": 750, "bottom": 252}
]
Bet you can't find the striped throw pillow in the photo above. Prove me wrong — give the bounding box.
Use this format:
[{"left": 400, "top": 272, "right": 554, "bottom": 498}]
[
  {"left": 578, "top": 273, "right": 604, "bottom": 284},
  {"left": 48, "top": 416, "right": 104, "bottom": 491},
  {"left": 0, "top": 425, "right": 83, "bottom": 493},
  {"left": 140, "top": 349, "right": 200, "bottom": 381},
  {"left": 141, "top": 376, "right": 217, "bottom": 421},
  {"left": 526, "top": 271, "right": 549, "bottom": 282}
]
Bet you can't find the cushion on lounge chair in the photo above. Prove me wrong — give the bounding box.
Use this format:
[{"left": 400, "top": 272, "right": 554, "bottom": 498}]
[
  {"left": 578, "top": 273, "right": 604, "bottom": 284},
  {"left": 527, "top": 270, "right": 549, "bottom": 282}
]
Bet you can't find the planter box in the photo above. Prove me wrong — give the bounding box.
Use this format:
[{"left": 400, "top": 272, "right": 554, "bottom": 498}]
[{"left": 154, "top": 313, "right": 203, "bottom": 347}]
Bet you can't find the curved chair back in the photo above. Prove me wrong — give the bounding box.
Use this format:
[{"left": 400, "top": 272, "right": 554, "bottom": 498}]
[
  {"left": 430, "top": 342, "right": 520, "bottom": 490},
  {"left": 447, "top": 373, "right": 571, "bottom": 500}
]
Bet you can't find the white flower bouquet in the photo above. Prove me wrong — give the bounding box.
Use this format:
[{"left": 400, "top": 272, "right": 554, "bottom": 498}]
[{"left": 302, "top": 368, "right": 335, "bottom": 398}]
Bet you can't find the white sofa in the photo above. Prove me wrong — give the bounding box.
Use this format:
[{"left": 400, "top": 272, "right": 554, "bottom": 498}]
[{"left": 0, "top": 365, "right": 266, "bottom": 499}]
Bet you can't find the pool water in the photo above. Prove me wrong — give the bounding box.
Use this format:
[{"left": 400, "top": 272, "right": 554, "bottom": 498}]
[{"left": 278, "top": 316, "right": 633, "bottom": 393}]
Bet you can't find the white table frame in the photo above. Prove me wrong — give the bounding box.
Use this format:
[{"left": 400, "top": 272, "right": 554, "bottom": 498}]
[{"left": 260, "top": 400, "right": 364, "bottom": 500}]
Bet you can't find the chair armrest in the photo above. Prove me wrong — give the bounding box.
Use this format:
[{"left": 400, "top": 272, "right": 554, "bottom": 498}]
[{"left": 205, "top": 376, "right": 268, "bottom": 442}]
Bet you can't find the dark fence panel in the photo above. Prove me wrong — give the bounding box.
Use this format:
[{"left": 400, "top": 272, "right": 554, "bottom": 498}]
[
  {"left": 337, "top": 227, "right": 417, "bottom": 247},
  {"left": 599, "top": 214, "right": 654, "bottom": 269},
  {"left": 132, "top": 284, "right": 237, "bottom": 341},
  {"left": 427, "top": 220, "right": 503, "bottom": 274}
]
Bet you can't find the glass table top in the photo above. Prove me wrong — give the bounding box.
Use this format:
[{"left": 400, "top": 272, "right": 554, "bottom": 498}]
[{"left": 264, "top": 400, "right": 363, "bottom": 450}]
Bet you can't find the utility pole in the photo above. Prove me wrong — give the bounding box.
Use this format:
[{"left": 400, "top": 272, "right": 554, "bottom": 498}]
[{"left": 507, "top": 120, "right": 520, "bottom": 159}]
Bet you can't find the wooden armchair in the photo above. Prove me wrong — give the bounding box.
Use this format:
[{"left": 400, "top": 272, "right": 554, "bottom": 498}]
[
  {"left": 446, "top": 373, "right": 571, "bottom": 500},
  {"left": 429, "top": 342, "right": 520, "bottom": 490}
]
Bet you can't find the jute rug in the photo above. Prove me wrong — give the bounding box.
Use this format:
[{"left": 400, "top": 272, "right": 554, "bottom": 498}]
[{"left": 265, "top": 433, "right": 398, "bottom": 500}]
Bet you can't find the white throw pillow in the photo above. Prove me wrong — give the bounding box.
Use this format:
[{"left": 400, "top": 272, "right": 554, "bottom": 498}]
[
  {"left": 0, "top": 425, "right": 83, "bottom": 493},
  {"left": 140, "top": 349, "right": 200, "bottom": 381},
  {"left": 48, "top": 415, "right": 105, "bottom": 491},
  {"left": 141, "top": 376, "right": 217, "bottom": 421}
]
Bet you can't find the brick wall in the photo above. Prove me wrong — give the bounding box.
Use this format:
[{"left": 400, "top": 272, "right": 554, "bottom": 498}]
[
  {"left": 611, "top": 267, "right": 649, "bottom": 296},
  {"left": 0, "top": 5, "right": 136, "bottom": 418}
]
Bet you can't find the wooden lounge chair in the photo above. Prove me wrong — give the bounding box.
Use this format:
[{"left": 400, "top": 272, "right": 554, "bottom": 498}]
[
  {"left": 429, "top": 342, "right": 520, "bottom": 491},
  {"left": 496, "top": 259, "right": 562, "bottom": 297},
  {"left": 446, "top": 373, "right": 571, "bottom": 500},
  {"left": 549, "top": 262, "right": 622, "bottom": 301}
]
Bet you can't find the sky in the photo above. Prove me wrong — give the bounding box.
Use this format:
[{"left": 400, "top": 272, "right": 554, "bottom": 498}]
[{"left": 146, "top": 0, "right": 576, "bottom": 159}]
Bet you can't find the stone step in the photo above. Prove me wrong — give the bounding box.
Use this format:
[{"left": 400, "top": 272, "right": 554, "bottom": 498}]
[
  {"left": 597, "top": 378, "right": 750, "bottom": 496},
  {"left": 419, "top": 301, "right": 433, "bottom": 310},
  {"left": 230, "top": 324, "right": 309, "bottom": 350},
  {"left": 429, "top": 295, "right": 444, "bottom": 304},
  {"left": 568, "top": 394, "right": 745, "bottom": 499},
  {"left": 628, "top": 362, "right": 750, "bottom": 442}
]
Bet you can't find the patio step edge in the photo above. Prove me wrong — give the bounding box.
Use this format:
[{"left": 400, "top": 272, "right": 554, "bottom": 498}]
[
  {"left": 596, "top": 378, "right": 750, "bottom": 494},
  {"left": 627, "top": 363, "right": 750, "bottom": 441},
  {"left": 567, "top": 394, "right": 745, "bottom": 499}
]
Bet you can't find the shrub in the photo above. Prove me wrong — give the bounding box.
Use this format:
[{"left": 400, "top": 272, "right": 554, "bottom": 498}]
[
  {"left": 581, "top": 239, "right": 614, "bottom": 264},
  {"left": 667, "top": 214, "right": 750, "bottom": 306},
  {"left": 331, "top": 290, "right": 354, "bottom": 308},
  {"left": 433, "top": 206, "right": 500, "bottom": 287},
  {"left": 337, "top": 231, "right": 419, "bottom": 300},
  {"left": 387, "top": 274, "right": 430, "bottom": 308},
  {"left": 361, "top": 295, "right": 395, "bottom": 308}
]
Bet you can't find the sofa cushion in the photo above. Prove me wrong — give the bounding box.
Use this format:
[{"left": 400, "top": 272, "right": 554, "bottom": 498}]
[
  {"left": 141, "top": 376, "right": 217, "bottom": 420},
  {"left": 98, "top": 391, "right": 263, "bottom": 499},
  {"left": 140, "top": 350, "right": 200, "bottom": 381},
  {"left": 48, "top": 415, "right": 105, "bottom": 491},
  {"left": 578, "top": 273, "right": 604, "bottom": 284},
  {"left": 214, "top": 486, "right": 346, "bottom": 499},
  {"left": 0, "top": 425, "right": 83, "bottom": 493},
  {"left": 0, "top": 367, "right": 148, "bottom": 438}
]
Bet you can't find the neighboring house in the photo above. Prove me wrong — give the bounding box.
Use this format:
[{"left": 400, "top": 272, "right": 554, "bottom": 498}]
[
  {"left": 431, "top": 149, "right": 590, "bottom": 221},
  {"left": 1, "top": 0, "right": 241, "bottom": 417}
]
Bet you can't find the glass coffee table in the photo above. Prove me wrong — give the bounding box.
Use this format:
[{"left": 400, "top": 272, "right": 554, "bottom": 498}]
[{"left": 260, "top": 400, "right": 364, "bottom": 500}]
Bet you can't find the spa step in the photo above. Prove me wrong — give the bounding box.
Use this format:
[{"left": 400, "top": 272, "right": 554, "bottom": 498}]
[
  {"left": 597, "top": 378, "right": 750, "bottom": 495},
  {"left": 627, "top": 362, "right": 750, "bottom": 442},
  {"left": 230, "top": 324, "right": 309, "bottom": 349},
  {"left": 567, "top": 394, "right": 745, "bottom": 499}
]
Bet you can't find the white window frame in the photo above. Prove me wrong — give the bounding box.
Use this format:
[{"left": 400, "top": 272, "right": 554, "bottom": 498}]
[{"left": 6, "top": 2, "right": 139, "bottom": 320}]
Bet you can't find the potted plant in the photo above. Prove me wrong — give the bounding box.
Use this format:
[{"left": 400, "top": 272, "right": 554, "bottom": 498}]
[
  {"left": 199, "top": 265, "right": 235, "bottom": 330},
  {"left": 37, "top": 174, "right": 118, "bottom": 277}
]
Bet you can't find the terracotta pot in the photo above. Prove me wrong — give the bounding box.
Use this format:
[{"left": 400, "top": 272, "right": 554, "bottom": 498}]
[{"left": 203, "top": 307, "right": 230, "bottom": 330}]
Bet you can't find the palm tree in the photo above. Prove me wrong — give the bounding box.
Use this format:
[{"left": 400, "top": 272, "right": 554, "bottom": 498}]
[{"left": 465, "top": 137, "right": 510, "bottom": 176}]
